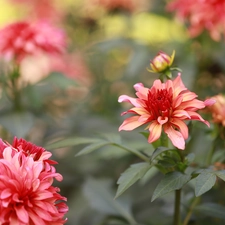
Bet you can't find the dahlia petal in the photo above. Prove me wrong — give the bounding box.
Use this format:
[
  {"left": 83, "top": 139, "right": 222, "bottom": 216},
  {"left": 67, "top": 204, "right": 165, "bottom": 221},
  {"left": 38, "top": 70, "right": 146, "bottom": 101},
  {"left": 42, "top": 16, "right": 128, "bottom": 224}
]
[
  {"left": 138, "top": 114, "right": 151, "bottom": 123},
  {"left": 148, "top": 122, "right": 162, "bottom": 143},
  {"left": 170, "top": 119, "right": 189, "bottom": 140},
  {"left": 173, "top": 110, "right": 191, "bottom": 119},
  {"left": 1, "top": 188, "right": 12, "bottom": 199},
  {"left": 182, "top": 91, "right": 198, "bottom": 102},
  {"left": 164, "top": 125, "right": 185, "bottom": 150},
  {"left": 15, "top": 205, "right": 29, "bottom": 223},
  {"left": 152, "top": 79, "right": 162, "bottom": 90},
  {"left": 204, "top": 98, "right": 216, "bottom": 106},
  {"left": 118, "top": 95, "right": 141, "bottom": 107},
  {"left": 187, "top": 111, "right": 210, "bottom": 127},
  {"left": 157, "top": 116, "right": 168, "bottom": 125},
  {"left": 129, "top": 107, "right": 149, "bottom": 115},
  {"left": 119, "top": 116, "right": 144, "bottom": 131}
]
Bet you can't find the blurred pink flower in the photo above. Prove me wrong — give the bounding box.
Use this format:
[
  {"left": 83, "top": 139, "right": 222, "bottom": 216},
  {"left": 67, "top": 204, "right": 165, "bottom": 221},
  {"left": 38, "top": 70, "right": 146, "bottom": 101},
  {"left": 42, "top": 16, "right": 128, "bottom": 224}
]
[
  {"left": 167, "top": 0, "right": 225, "bottom": 41},
  {"left": 119, "top": 74, "right": 214, "bottom": 149},
  {"left": 9, "top": 0, "right": 63, "bottom": 22},
  {"left": 0, "top": 21, "right": 66, "bottom": 62},
  {"left": 0, "top": 139, "right": 68, "bottom": 224}
]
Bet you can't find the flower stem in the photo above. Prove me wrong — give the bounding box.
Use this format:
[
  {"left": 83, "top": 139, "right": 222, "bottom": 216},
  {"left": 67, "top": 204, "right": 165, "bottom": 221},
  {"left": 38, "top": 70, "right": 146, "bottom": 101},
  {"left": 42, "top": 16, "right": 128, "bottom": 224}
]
[
  {"left": 182, "top": 197, "right": 200, "bottom": 225},
  {"left": 174, "top": 189, "right": 181, "bottom": 225}
]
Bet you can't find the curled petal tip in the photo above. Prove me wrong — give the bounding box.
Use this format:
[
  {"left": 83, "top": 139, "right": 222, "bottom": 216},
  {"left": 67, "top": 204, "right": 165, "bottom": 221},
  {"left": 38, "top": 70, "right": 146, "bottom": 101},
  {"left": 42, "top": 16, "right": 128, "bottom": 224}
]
[{"left": 204, "top": 98, "right": 216, "bottom": 106}]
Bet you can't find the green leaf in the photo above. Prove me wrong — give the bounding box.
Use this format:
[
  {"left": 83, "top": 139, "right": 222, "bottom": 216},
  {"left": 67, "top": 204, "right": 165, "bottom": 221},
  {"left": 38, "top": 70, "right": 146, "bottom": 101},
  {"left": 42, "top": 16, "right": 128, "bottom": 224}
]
[
  {"left": 151, "top": 171, "right": 191, "bottom": 202},
  {"left": 215, "top": 170, "right": 225, "bottom": 181},
  {"left": 195, "top": 171, "right": 217, "bottom": 197},
  {"left": 185, "top": 153, "right": 195, "bottom": 164},
  {"left": 115, "top": 162, "right": 151, "bottom": 199},
  {"left": 76, "top": 140, "right": 109, "bottom": 156},
  {"left": 194, "top": 203, "right": 225, "bottom": 220},
  {"left": 83, "top": 177, "right": 137, "bottom": 224},
  {"left": 151, "top": 146, "right": 174, "bottom": 161},
  {"left": 45, "top": 137, "right": 102, "bottom": 150}
]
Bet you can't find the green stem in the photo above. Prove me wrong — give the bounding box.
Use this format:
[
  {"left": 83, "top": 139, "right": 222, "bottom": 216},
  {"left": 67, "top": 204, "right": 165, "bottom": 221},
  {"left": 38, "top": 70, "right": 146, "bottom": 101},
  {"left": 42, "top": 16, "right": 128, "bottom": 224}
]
[
  {"left": 174, "top": 189, "right": 181, "bottom": 225},
  {"left": 182, "top": 197, "right": 200, "bottom": 225},
  {"left": 113, "top": 143, "right": 150, "bottom": 163},
  {"left": 206, "top": 144, "right": 216, "bottom": 166}
]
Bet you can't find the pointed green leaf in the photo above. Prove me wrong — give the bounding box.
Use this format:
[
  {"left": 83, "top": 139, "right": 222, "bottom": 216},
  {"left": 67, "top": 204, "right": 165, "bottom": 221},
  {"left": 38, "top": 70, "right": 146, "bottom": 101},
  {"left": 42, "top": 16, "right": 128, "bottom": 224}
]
[
  {"left": 76, "top": 140, "right": 109, "bottom": 156},
  {"left": 151, "top": 146, "right": 174, "bottom": 161},
  {"left": 195, "top": 172, "right": 217, "bottom": 197},
  {"left": 83, "top": 177, "right": 137, "bottom": 224},
  {"left": 151, "top": 171, "right": 191, "bottom": 202},
  {"left": 194, "top": 203, "right": 225, "bottom": 220},
  {"left": 115, "top": 162, "right": 151, "bottom": 199},
  {"left": 215, "top": 170, "right": 225, "bottom": 181},
  {"left": 45, "top": 137, "right": 102, "bottom": 150}
]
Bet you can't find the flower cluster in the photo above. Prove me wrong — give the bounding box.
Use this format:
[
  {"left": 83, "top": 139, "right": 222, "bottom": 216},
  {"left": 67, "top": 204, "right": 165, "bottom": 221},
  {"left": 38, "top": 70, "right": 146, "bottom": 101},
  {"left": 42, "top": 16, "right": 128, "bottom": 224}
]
[
  {"left": 0, "top": 21, "right": 66, "bottom": 62},
  {"left": 0, "top": 137, "right": 68, "bottom": 224},
  {"left": 119, "top": 74, "right": 214, "bottom": 150},
  {"left": 167, "top": 0, "right": 225, "bottom": 41}
]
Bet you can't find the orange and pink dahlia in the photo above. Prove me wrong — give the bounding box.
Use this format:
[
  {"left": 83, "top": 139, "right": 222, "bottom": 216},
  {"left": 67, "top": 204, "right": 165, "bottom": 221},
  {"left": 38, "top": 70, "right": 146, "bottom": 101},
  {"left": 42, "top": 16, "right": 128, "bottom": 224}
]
[
  {"left": 0, "top": 138, "right": 68, "bottom": 224},
  {"left": 119, "top": 74, "right": 214, "bottom": 150},
  {"left": 167, "top": 0, "right": 225, "bottom": 41},
  {"left": 0, "top": 21, "right": 66, "bottom": 62}
]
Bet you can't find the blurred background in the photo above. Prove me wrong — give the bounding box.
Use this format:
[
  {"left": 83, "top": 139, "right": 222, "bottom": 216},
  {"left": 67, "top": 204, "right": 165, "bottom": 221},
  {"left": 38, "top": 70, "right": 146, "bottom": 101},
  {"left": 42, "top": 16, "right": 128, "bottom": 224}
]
[{"left": 0, "top": 0, "right": 225, "bottom": 224}]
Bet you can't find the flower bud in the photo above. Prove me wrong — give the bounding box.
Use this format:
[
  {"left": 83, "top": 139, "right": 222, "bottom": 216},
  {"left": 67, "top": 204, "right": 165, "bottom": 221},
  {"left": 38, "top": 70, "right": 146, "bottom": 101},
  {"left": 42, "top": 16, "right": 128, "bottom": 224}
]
[{"left": 150, "top": 50, "right": 175, "bottom": 73}]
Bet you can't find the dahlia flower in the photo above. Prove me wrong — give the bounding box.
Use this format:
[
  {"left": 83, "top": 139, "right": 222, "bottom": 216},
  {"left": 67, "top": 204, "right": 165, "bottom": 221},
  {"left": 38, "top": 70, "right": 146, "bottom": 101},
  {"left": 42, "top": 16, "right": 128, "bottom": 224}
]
[
  {"left": 167, "top": 0, "right": 225, "bottom": 41},
  {"left": 0, "top": 21, "right": 66, "bottom": 62},
  {"left": 208, "top": 94, "right": 225, "bottom": 127},
  {"left": 119, "top": 74, "right": 214, "bottom": 150},
  {"left": 0, "top": 138, "right": 68, "bottom": 224}
]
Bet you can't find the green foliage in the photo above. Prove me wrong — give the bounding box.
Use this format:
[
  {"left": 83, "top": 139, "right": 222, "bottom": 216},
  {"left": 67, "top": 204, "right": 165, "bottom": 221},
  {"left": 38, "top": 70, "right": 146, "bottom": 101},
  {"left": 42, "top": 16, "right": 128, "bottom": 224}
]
[
  {"left": 151, "top": 171, "right": 191, "bottom": 202},
  {"left": 194, "top": 170, "right": 217, "bottom": 197},
  {"left": 115, "top": 162, "right": 152, "bottom": 199}
]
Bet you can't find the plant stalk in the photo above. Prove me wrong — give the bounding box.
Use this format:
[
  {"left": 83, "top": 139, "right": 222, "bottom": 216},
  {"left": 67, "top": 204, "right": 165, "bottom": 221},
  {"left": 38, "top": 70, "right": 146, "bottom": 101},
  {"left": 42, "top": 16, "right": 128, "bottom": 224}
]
[{"left": 174, "top": 189, "right": 181, "bottom": 225}]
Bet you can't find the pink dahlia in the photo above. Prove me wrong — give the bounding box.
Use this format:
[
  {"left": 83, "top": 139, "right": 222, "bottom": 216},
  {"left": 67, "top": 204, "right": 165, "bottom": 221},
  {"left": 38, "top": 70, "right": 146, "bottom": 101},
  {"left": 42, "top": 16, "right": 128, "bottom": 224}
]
[
  {"left": 167, "top": 0, "right": 225, "bottom": 41},
  {"left": 0, "top": 139, "right": 68, "bottom": 225},
  {"left": 0, "top": 21, "right": 66, "bottom": 62},
  {"left": 119, "top": 74, "right": 214, "bottom": 150},
  {"left": 0, "top": 145, "right": 68, "bottom": 224}
]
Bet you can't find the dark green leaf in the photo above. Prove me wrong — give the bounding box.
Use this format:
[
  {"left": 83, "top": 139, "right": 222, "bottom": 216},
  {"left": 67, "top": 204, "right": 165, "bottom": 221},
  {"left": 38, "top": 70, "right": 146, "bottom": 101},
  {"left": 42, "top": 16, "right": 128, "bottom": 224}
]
[
  {"left": 151, "top": 146, "right": 174, "bottom": 161},
  {"left": 151, "top": 171, "right": 191, "bottom": 201},
  {"left": 195, "top": 172, "right": 217, "bottom": 197},
  {"left": 115, "top": 162, "right": 151, "bottom": 199},
  {"left": 83, "top": 177, "right": 137, "bottom": 224}
]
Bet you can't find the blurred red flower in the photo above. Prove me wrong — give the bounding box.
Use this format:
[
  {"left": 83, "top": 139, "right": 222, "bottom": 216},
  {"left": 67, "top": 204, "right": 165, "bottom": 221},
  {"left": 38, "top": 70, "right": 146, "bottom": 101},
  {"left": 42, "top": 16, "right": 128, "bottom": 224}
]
[
  {"left": 0, "top": 21, "right": 66, "bottom": 62},
  {"left": 167, "top": 0, "right": 225, "bottom": 41},
  {"left": 119, "top": 74, "right": 214, "bottom": 149},
  {"left": 0, "top": 138, "right": 68, "bottom": 224}
]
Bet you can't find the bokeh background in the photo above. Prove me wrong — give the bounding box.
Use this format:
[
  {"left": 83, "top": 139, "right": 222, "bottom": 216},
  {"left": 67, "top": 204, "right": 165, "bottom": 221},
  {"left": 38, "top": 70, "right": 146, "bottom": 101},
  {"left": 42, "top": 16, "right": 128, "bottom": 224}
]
[{"left": 0, "top": 0, "right": 225, "bottom": 224}]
